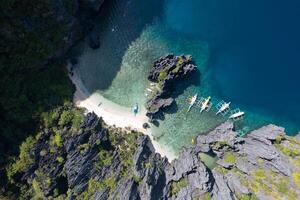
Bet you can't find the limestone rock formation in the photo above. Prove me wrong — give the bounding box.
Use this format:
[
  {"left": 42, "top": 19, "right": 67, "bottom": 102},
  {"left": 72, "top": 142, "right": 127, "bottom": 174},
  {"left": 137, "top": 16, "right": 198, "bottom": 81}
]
[
  {"left": 146, "top": 54, "right": 197, "bottom": 119},
  {"left": 11, "top": 113, "right": 300, "bottom": 199}
]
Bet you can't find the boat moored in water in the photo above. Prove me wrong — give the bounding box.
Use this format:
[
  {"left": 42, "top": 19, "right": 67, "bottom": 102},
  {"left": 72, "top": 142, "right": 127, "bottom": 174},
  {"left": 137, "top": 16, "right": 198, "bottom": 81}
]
[
  {"left": 199, "top": 96, "right": 212, "bottom": 113},
  {"left": 229, "top": 109, "right": 245, "bottom": 121},
  {"left": 216, "top": 101, "right": 231, "bottom": 115},
  {"left": 187, "top": 94, "right": 198, "bottom": 112}
]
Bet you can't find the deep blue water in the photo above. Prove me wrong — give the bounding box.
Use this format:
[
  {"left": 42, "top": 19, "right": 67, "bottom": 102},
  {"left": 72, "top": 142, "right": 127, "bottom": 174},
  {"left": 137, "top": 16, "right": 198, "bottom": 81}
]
[
  {"left": 75, "top": 0, "right": 300, "bottom": 154},
  {"left": 166, "top": 0, "right": 300, "bottom": 134}
]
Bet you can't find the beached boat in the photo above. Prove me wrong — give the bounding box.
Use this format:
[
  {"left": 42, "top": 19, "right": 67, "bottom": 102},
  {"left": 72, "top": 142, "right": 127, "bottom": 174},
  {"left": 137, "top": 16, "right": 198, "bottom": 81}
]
[
  {"left": 216, "top": 101, "right": 231, "bottom": 115},
  {"left": 187, "top": 94, "right": 198, "bottom": 112},
  {"left": 133, "top": 103, "right": 139, "bottom": 115}
]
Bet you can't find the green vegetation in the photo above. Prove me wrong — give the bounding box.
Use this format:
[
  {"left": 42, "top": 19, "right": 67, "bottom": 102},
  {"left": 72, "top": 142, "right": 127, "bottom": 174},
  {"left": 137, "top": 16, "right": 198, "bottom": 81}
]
[
  {"left": 293, "top": 172, "right": 300, "bottom": 189},
  {"left": 79, "top": 143, "right": 90, "bottom": 154},
  {"left": 144, "top": 162, "right": 151, "bottom": 168},
  {"left": 275, "top": 144, "right": 300, "bottom": 158},
  {"left": 52, "top": 132, "right": 63, "bottom": 147},
  {"left": 170, "top": 178, "right": 188, "bottom": 197},
  {"left": 214, "top": 166, "right": 229, "bottom": 174},
  {"left": 97, "top": 150, "right": 113, "bottom": 169},
  {"left": 6, "top": 136, "right": 37, "bottom": 182},
  {"left": 31, "top": 179, "right": 46, "bottom": 200},
  {"left": 194, "top": 192, "right": 211, "bottom": 200},
  {"left": 223, "top": 152, "right": 236, "bottom": 164},
  {"left": 237, "top": 168, "right": 298, "bottom": 199},
  {"left": 109, "top": 130, "right": 140, "bottom": 177},
  {"left": 292, "top": 159, "right": 300, "bottom": 169},
  {"left": 276, "top": 180, "right": 288, "bottom": 194},
  {"left": 275, "top": 134, "right": 286, "bottom": 144},
  {"left": 59, "top": 108, "right": 83, "bottom": 130},
  {"left": 78, "top": 176, "right": 117, "bottom": 200},
  {"left": 253, "top": 169, "right": 266, "bottom": 180},
  {"left": 211, "top": 141, "right": 229, "bottom": 149},
  {"left": 158, "top": 69, "right": 168, "bottom": 82},
  {"left": 56, "top": 156, "right": 64, "bottom": 163},
  {"left": 236, "top": 194, "right": 258, "bottom": 200},
  {"left": 172, "top": 56, "right": 184, "bottom": 74},
  {"left": 133, "top": 175, "right": 142, "bottom": 184},
  {"left": 78, "top": 178, "right": 103, "bottom": 200}
]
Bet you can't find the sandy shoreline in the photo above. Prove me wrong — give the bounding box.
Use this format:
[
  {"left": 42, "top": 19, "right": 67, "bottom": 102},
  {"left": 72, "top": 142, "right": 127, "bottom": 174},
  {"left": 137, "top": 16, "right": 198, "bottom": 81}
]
[{"left": 70, "top": 74, "right": 177, "bottom": 161}]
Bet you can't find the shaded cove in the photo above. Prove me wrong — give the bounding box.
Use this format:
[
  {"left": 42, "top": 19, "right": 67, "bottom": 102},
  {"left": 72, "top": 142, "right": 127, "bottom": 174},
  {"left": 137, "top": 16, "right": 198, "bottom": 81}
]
[{"left": 165, "top": 0, "right": 300, "bottom": 133}]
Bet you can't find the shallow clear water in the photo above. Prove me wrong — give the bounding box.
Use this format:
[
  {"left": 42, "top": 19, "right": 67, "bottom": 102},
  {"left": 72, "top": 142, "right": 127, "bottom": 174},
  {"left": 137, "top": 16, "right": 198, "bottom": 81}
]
[
  {"left": 199, "top": 152, "right": 218, "bottom": 170},
  {"left": 73, "top": 0, "right": 300, "bottom": 154}
]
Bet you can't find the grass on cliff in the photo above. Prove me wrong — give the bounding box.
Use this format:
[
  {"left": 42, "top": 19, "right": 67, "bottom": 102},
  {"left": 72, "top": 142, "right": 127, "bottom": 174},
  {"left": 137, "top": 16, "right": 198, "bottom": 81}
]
[
  {"left": 223, "top": 152, "right": 236, "bottom": 164},
  {"left": 293, "top": 172, "right": 300, "bottom": 189},
  {"left": 158, "top": 69, "right": 168, "bottom": 82},
  {"left": 78, "top": 176, "right": 117, "bottom": 200},
  {"left": 275, "top": 143, "right": 300, "bottom": 158},
  {"left": 170, "top": 178, "right": 188, "bottom": 197},
  {"left": 237, "top": 168, "right": 298, "bottom": 199},
  {"left": 172, "top": 56, "right": 184, "bottom": 74}
]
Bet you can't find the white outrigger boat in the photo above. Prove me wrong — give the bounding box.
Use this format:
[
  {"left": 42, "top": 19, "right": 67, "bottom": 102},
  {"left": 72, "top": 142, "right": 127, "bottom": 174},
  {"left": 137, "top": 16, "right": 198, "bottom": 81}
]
[
  {"left": 199, "top": 96, "right": 212, "bottom": 113},
  {"left": 187, "top": 94, "right": 198, "bottom": 112},
  {"left": 216, "top": 101, "right": 231, "bottom": 116},
  {"left": 229, "top": 108, "right": 245, "bottom": 121}
]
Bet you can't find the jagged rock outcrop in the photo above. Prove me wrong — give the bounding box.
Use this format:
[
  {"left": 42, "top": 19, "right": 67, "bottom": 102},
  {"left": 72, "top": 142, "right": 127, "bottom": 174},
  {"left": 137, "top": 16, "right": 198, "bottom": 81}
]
[
  {"left": 14, "top": 112, "right": 300, "bottom": 200},
  {"left": 146, "top": 55, "right": 197, "bottom": 119}
]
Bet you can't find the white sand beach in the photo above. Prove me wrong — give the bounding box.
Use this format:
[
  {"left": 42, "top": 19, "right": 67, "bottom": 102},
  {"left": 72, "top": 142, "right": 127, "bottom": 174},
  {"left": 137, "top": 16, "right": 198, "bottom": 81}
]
[{"left": 71, "top": 74, "right": 177, "bottom": 161}]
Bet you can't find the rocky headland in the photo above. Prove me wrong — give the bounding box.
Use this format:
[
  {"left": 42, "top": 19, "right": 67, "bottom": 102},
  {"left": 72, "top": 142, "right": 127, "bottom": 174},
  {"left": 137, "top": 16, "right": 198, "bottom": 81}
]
[
  {"left": 146, "top": 54, "right": 197, "bottom": 119},
  {"left": 8, "top": 108, "right": 300, "bottom": 200}
]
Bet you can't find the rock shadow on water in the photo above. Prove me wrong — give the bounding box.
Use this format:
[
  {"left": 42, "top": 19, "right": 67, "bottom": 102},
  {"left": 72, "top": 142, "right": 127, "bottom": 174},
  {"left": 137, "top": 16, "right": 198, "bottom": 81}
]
[
  {"left": 172, "top": 69, "right": 201, "bottom": 97},
  {"left": 70, "top": 0, "right": 166, "bottom": 93}
]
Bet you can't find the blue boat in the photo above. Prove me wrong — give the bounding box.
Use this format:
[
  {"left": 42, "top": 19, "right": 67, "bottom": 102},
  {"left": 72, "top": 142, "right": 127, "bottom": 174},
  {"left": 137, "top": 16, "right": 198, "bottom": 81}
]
[{"left": 133, "top": 103, "right": 139, "bottom": 115}]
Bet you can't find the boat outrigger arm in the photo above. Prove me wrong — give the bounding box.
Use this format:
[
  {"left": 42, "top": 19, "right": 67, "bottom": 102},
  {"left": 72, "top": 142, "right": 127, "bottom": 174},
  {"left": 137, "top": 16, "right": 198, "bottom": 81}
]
[
  {"left": 187, "top": 94, "right": 198, "bottom": 112},
  {"left": 199, "top": 96, "right": 212, "bottom": 113},
  {"left": 216, "top": 101, "right": 231, "bottom": 115}
]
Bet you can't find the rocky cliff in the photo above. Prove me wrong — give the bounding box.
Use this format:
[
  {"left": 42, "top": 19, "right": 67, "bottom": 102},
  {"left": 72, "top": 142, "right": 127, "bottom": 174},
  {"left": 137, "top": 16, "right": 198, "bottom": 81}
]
[
  {"left": 8, "top": 110, "right": 300, "bottom": 200},
  {"left": 0, "top": 0, "right": 107, "bottom": 193}
]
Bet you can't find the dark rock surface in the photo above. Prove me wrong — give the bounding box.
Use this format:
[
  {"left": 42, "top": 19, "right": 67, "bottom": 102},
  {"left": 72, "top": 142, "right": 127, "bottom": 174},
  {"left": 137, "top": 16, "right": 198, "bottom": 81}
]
[
  {"left": 146, "top": 55, "right": 197, "bottom": 119},
  {"left": 88, "top": 28, "right": 100, "bottom": 49},
  {"left": 16, "top": 113, "right": 300, "bottom": 199},
  {"left": 48, "top": 0, "right": 106, "bottom": 60}
]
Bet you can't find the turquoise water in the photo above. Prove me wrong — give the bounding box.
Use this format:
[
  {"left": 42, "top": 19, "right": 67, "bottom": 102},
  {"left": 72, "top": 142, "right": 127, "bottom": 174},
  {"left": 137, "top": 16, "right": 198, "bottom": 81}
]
[
  {"left": 199, "top": 152, "right": 218, "bottom": 169},
  {"left": 73, "top": 0, "right": 300, "bottom": 154}
]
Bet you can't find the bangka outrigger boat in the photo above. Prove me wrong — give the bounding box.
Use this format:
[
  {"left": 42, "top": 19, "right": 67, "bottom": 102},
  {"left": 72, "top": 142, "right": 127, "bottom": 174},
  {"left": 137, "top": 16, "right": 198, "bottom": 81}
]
[
  {"left": 198, "top": 96, "right": 212, "bottom": 113},
  {"left": 216, "top": 100, "right": 231, "bottom": 116},
  {"left": 187, "top": 94, "right": 198, "bottom": 112},
  {"left": 229, "top": 108, "right": 245, "bottom": 121},
  {"left": 133, "top": 103, "right": 139, "bottom": 115}
]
